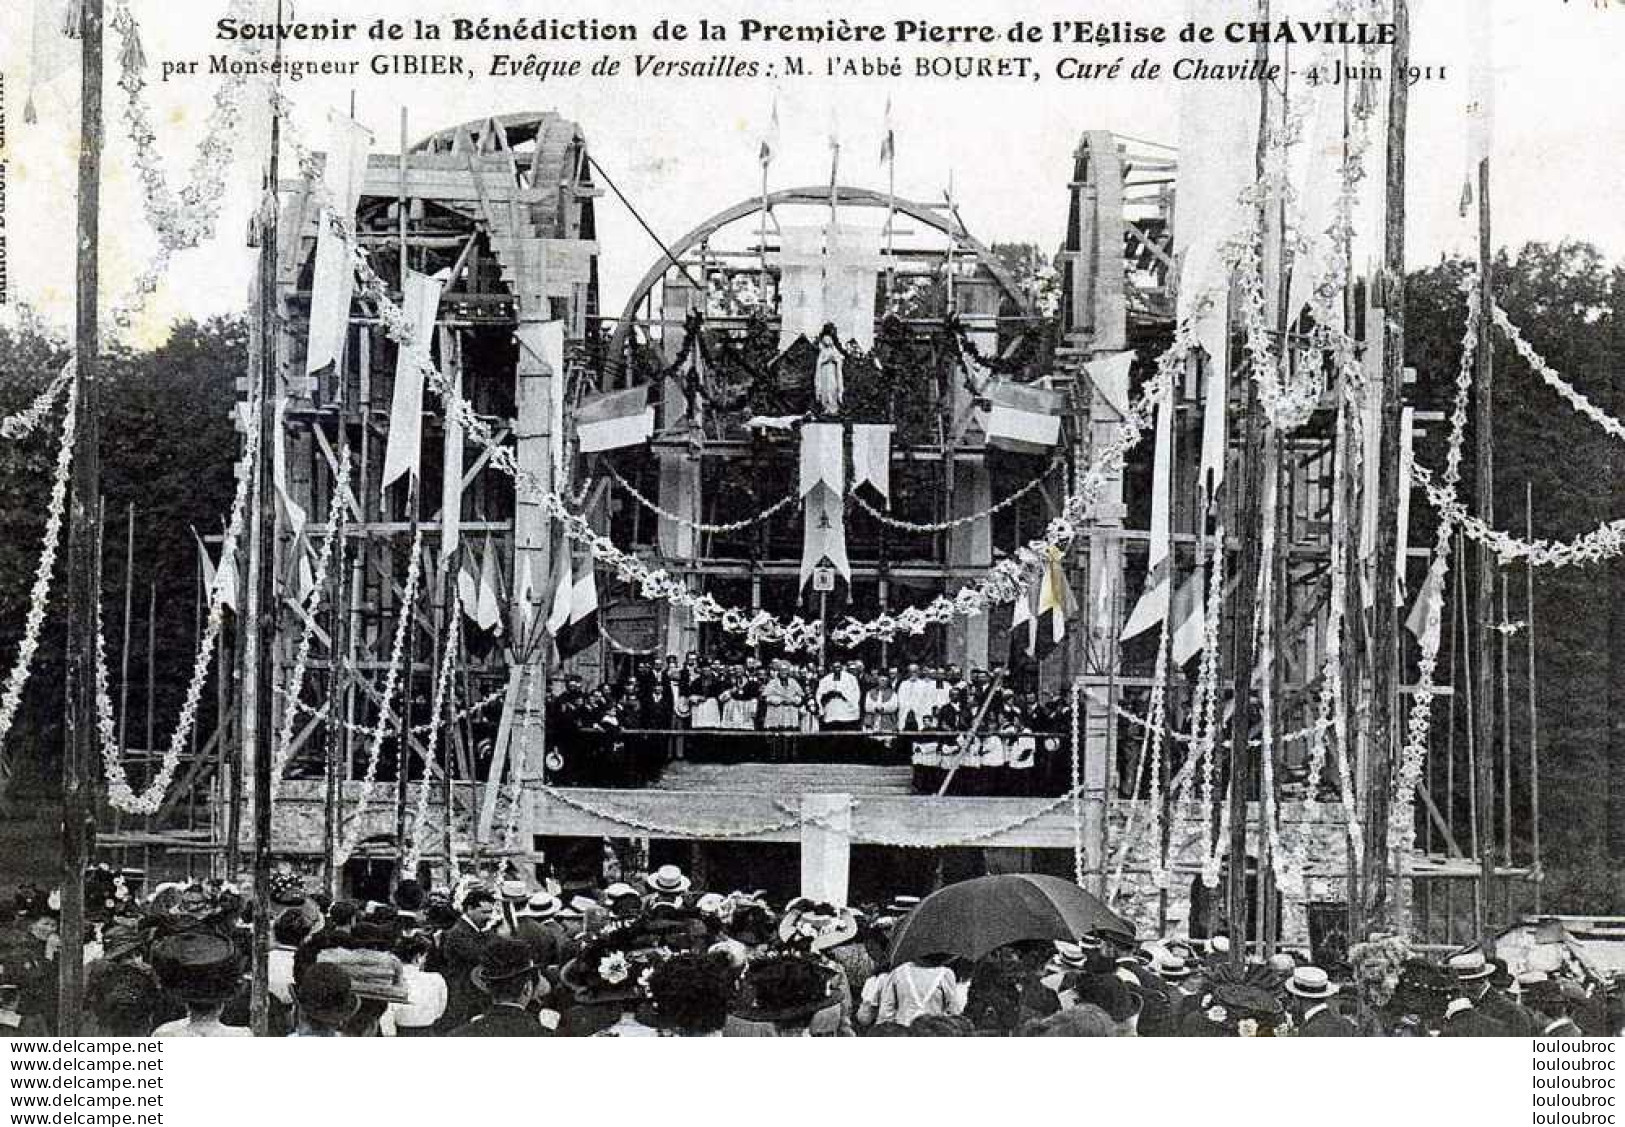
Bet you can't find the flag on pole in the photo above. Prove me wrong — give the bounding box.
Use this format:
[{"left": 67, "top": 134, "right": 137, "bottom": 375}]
[
  {"left": 879, "top": 97, "right": 895, "bottom": 166},
  {"left": 1171, "top": 571, "right": 1206, "bottom": 666},
  {"left": 458, "top": 549, "right": 480, "bottom": 626},
  {"left": 441, "top": 355, "right": 464, "bottom": 559},
  {"left": 381, "top": 269, "right": 446, "bottom": 493},
  {"left": 759, "top": 98, "right": 780, "bottom": 169},
  {"left": 576, "top": 386, "right": 655, "bottom": 453},
  {"left": 1405, "top": 559, "right": 1446, "bottom": 654},
  {"left": 546, "top": 544, "right": 574, "bottom": 640},
  {"left": 983, "top": 380, "right": 1065, "bottom": 454},
  {"left": 557, "top": 561, "right": 600, "bottom": 662},
  {"left": 1008, "top": 579, "right": 1036, "bottom": 663},
  {"left": 194, "top": 529, "right": 238, "bottom": 614},
  {"left": 1033, "top": 546, "right": 1077, "bottom": 663},
  {"left": 1121, "top": 386, "right": 1175, "bottom": 640}
]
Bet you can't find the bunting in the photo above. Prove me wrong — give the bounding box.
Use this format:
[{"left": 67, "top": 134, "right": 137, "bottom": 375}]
[
  {"left": 380, "top": 269, "right": 445, "bottom": 493},
  {"left": 305, "top": 112, "right": 373, "bottom": 375}
]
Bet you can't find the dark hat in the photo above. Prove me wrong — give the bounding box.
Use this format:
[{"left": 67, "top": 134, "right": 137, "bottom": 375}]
[
  {"left": 99, "top": 920, "right": 147, "bottom": 963},
  {"left": 1068, "top": 972, "right": 1142, "bottom": 1023},
  {"left": 294, "top": 963, "right": 359, "bottom": 1027},
  {"left": 151, "top": 933, "right": 241, "bottom": 1004},
  {"left": 472, "top": 937, "right": 542, "bottom": 993},
  {"left": 731, "top": 954, "right": 836, "bottom": 1025},
  {"left": 1087, "top": 926, "right": 1138, "bottom": 950}
]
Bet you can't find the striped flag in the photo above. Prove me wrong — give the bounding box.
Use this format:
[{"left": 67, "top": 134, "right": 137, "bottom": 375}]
[
  {"left": 557, "top": 561, "right": 600, "bottom": 662},
  {"left": 576, "top": 386, "right": 654, "bottom": 454},
  {"left": 1405, "top": 560, "right": 1446, "bottom": 654},
  {"left": 546, "top": 546, "right": 574, "bottom": 640},
  {"left": 194, "top": 529, "right": 237, "bottom": 614},
  {"left": 1008, "top": 579, "right": 1036, "bottom": 663},
  {"left": 984, "top": 380, "right": 1065, "bottom": 455},
  {"left": 879, "top": 98, "right": 895, "bottom": 166},
  {"left": 474, "top": 536, "right": 502, "bottom": 634},
  {"left": 1171, "top": 571, "right": 1205, "bottom": 666}
]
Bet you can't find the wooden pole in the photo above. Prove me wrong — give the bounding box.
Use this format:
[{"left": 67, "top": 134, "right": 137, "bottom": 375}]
[
  {"left": 1225, "top": 0, "right": 1272, "bottom": 962},
  {"left": 145, "top": 580, "right": 156, "bottom": 879},
  {"left": 1361, "top": 0, "right": 1409, "bottom": 934},
  {"left": 118, "top": 505, "right": 135, "bottom": 776},
  {"left": 1524, "top": 481, "right": 1542, "bottom": 910},
  {"left": 1498, "top": 571, "right": 1513, "bottom": 868},
  {"left": 59, "top": 0, "right": 105, "bottom": 1036},
  {"left": 1471, "top": 40, "right": 1499, "bottom": 946},
  {"left": 248, "top": 12, "right": 284, "bottom": 1033}
]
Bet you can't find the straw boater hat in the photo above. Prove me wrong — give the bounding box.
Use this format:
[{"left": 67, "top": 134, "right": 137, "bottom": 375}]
[
  {"left": 516, "top": 892, "right": 562, "bottom": 920},
  {"left": 497, "top": 879, "right": 530, "bottom": 904},
  {"left": 645, "top": 865, "right": 692, "bottom": 897},
  {"left": 1284, "top": 966, "right": 1340, "bottom": 1000},
  {"left": 1153, "top": 953, "right": 1193, "bottom": 980},
  {"left": 602, "top": 882, "right": 641, "bottom": 904},
  {"left": 885, "top": 895, "right": 922, "bottom": 917},
  {"left": 778, "top": 899, "right": 858, "bottom": 952},
  {"left": 1446, "top": 948, "right": 1494, "bottom": 982},
  {"left": 1046, "top": 940, "right": 1090, "bottom": 975}
]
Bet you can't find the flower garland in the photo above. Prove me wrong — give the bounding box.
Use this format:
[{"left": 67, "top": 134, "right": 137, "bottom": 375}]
[
  {"left": 109, "top": 0, "right": 257, "bottom": 255},
  {"left": 336, "top": 525, "right": 424, "bottom": 864},
  {"left": 1069, "top": 677, "right": 1085, "bottom": 887},
  {"left": 97, "top": 388, "right": 261, "bottom": 815},
  {"left": 273, "top": 683, "right": 505, "bottom": 739},
  {"left": 0, "top": 379, "right": 76, "bottom": 755},
  {"left": 269, "top": 449, "right": 350, "bottom": 800},
  {"left": 1387, "top": 272, "right": 1481, "bottom": 856},
  {"left": 0, "top": 360, "right": 73, "bottom": 442},
  {"left": 404, "top": 589, "right": 461, "bottom": 874},
  {"left": 1493, "top": 304, "right": 1625, "bottom": 446}
]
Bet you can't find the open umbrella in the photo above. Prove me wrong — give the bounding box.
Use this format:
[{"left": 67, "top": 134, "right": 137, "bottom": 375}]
[{"left": 887, "top": 874, "right": 1132, "bottom": 966}]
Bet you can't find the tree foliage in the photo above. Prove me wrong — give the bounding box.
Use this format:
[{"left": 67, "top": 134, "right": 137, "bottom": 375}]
[{"left": 0, "top": 318, "right": 242, "bottom": 801}]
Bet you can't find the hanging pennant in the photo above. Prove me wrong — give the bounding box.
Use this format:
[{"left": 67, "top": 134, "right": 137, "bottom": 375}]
[
  {"left": 800, "top": 484, "right": 851, "bottom": 590},
  {"left": 851, "top": 423, "right": 892, "bottom": 501},
  {"left": 305, "top": 112, "right": 374, "bottom": 376},
  {"left": 380, "top": 269, "right": 446, "bottom": 493},
  {"left": 798, "top": 423, "right": 844, "bottom": 498}
]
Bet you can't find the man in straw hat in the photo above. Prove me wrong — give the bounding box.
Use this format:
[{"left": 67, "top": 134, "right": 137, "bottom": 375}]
[
  {"left": 1283, "top": 966, "right": 1357, "bottom": 1036},
  {"left": 448, "top": 937, "right": 551, "bottom": 1037},
  {"left": 1446, "top": 946, "right": 1531, "bottom": 1035},
  {"left": 1440, "top": 949, "right": 1510, "bottom": 1037}
]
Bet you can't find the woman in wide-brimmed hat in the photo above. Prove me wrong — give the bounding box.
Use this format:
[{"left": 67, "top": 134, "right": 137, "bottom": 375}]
[
  {"left": 726, "top": 952, "right": 848, "bottom": 1037},
  {"left": 151, "top": 933, "right": 250, "bottom": 1037}
]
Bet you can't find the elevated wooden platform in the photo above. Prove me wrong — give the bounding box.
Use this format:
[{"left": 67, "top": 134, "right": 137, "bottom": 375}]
[{"left": 528, "top": 786, "right": 1083, "bottom": 849}]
